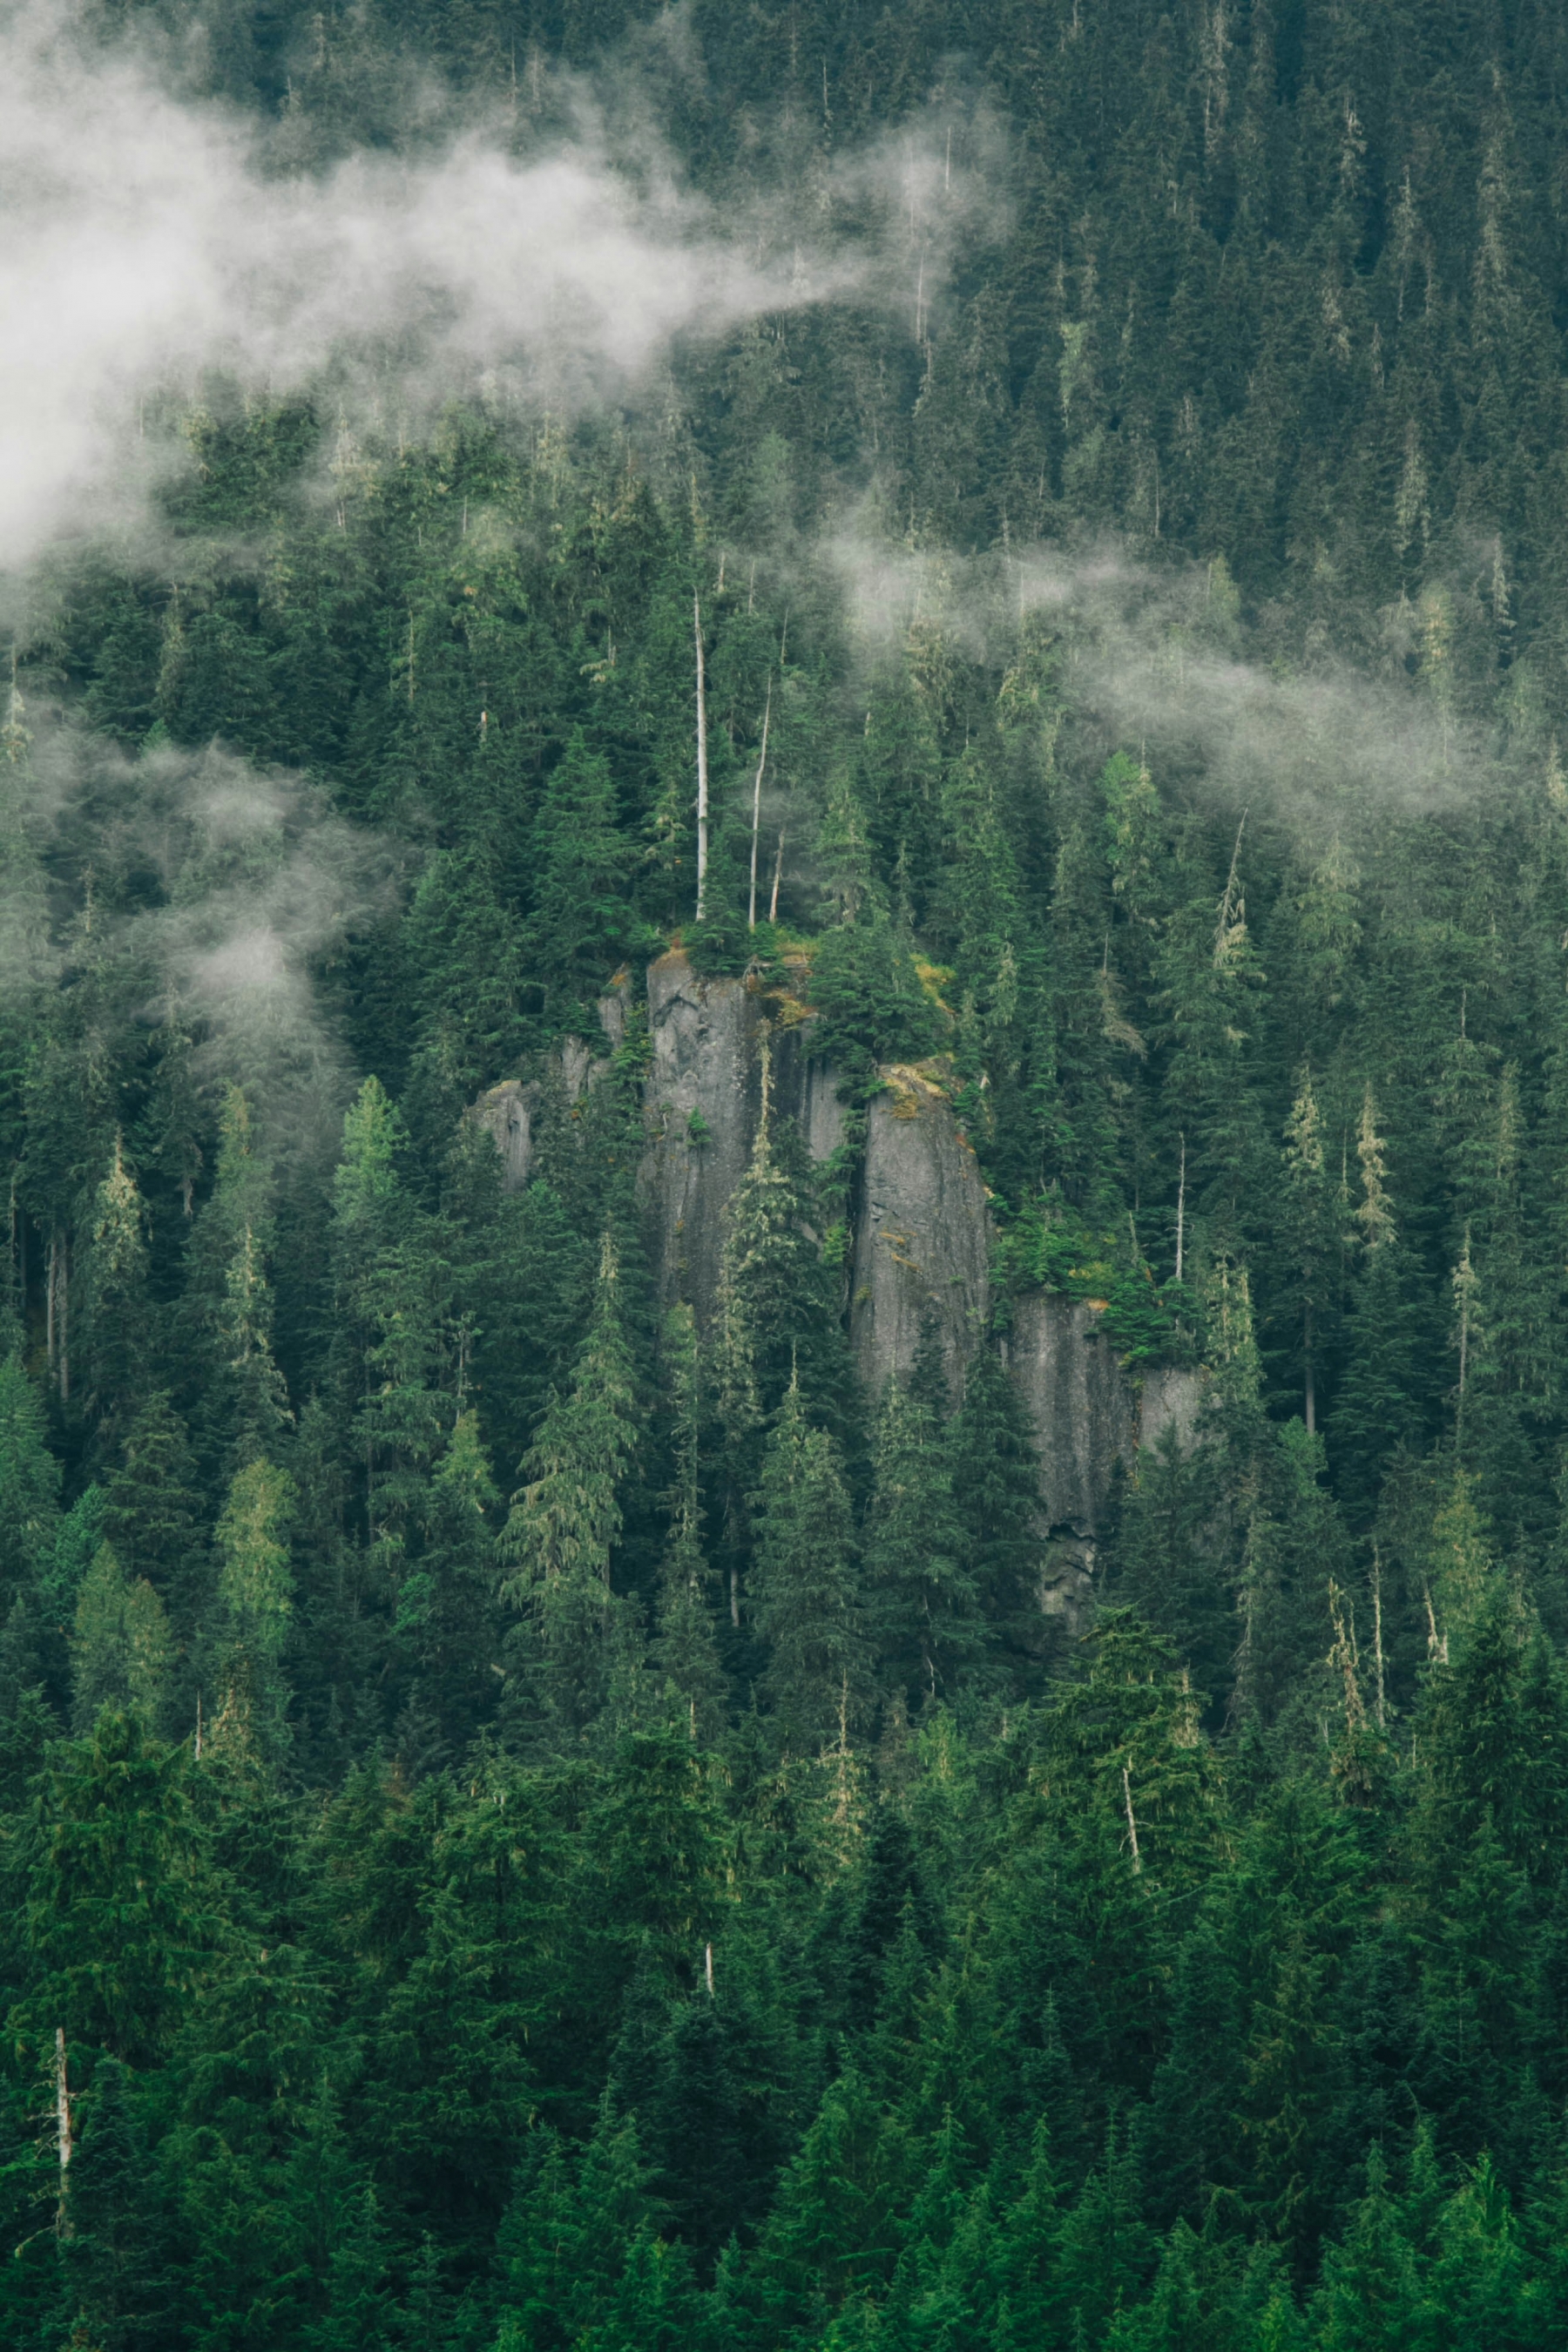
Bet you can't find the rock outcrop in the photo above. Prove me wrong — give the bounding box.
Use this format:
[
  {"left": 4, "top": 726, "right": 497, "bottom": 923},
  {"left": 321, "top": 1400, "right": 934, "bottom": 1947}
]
[
  {"left": 1139, "top": 1362, "right": 1209, "bottom": 1456},
  {"left": 1004, "top": 1294, "right": 1139, "bottom": 1538},
  {"left": 849, "top": 1065, "right": 990, "bottom": 1402},
  {"left": 475, "top": 956, "right": 1206, "bottom": 1580},
  {"left": 473, "top": 1078, "right": 539, "bottom": 1193},
  {"left": 640, "top": 953, "right": 768, "bottom": 1326},
  {"left": 638, "top": 953, "right": 847, "bottom": 1327},
  {"left": 471, "top": 995, "right": 624, "bottom": 1195}
]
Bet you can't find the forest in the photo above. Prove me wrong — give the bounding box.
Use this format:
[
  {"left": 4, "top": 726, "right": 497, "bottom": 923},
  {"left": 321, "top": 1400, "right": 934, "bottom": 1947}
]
[{"left": 7, "top": 0, "right": 1568, "bottom": 2344}]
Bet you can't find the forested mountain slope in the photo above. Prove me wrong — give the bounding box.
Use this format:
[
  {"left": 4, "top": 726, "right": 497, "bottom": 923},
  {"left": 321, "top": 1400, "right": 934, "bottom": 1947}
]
[{"left": 6, "top": 1, "right": 1568, "bottom": 2344}]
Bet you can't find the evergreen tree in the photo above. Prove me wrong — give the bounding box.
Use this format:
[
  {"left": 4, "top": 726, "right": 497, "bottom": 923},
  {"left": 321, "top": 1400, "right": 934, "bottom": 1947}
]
[
  {"left": 497, "top": 1230, "right": 640, "bottom": 1728},
  {"left": 863, "top": 1369, "right": 976, "bottom": 1708},
  {"left": 70, "top": 1545, "right": 174, "bottom": 1733},
  {"left": 651, "top": 1304, "right": 727, "bottom": 1737},
  {"left": 1274, "top": 1064, "right": 1342, "bottom": 1433},
  {"left": 948, "top": 1347, "right": 1044, "bottom": 1692},
  {"left": 0, "top": 1349, "right": 60, "bottom": 1611},
  {"left": 183, "top": 1085, "right": 291, "bottom": 1471},
  {"left": 212, "top": 1456, "right": 295, "bottom": 1747},
  {"left": 748, "top": 1374, "right": 866, "bottom": 1752}
]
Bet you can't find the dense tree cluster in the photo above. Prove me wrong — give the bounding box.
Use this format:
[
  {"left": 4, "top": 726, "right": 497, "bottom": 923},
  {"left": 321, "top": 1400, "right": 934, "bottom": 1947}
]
[{"left": 8, "top": 0, "right": 1568, "bottom": 2343}]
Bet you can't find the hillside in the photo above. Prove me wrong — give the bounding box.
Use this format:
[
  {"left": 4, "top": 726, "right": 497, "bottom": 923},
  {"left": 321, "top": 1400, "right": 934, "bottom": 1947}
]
[{"left": 5, "top": 3, "right": 1568, "bottom": 2345}]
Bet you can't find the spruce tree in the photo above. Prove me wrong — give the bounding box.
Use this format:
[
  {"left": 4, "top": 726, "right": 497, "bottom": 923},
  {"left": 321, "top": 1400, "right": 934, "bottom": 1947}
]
[
  {"left": 948, "top": 1347, "right": 1044, "bottom": 1692},
  {"left": 70, "top": 1545, "right": 174, "bottom": 1734},
  {"left": 650, "top": 1304, "right": 727, "bottom": 1737},
  {"left": 748, "top": 1374, "right": 866, "bottom": 1752},
  {"left": 863, "top": 1371, "right": 976, "bottom": 1708},
  {"left": 497, "top": 1230, "right": 640, "bottom": 1728},
  {"left": 1275, "top": 1063, "right": 1342, "bottom": 1434}
]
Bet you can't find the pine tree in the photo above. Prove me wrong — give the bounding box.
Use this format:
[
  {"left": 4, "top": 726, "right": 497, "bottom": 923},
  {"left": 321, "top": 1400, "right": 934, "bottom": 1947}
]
[
  {"left": 1329, "top": 1087, "right": 1444, "bottom": 1526},
  {"left": 70, "top": 1545, "right": 174, "bottom": 1734},
  {"left": 748, "top": 1373, "right": 866, "bottom": 1752},
  {"left": 497, "top": 1230, "right": 640, "bottom": 1728},
  {"left": 948, "top": 1347, "right": 1044, "bottom": 1693},
  {"left": 212, "top": 1456, "right": 295, "bottom": 1747},
  {"left": 78, "top": 1133, "right": 151, "bottom": 1442},
  {"left": 1275, "top": 1064, "right": 1341, "bottom": 1434},
  {"left": 59, "top": 2056, "right": 179, "bottom": 2352},
  {"left": 1155, "top": 820, "right": 1269, "bottom": 1251},
  {"left": 863, "top": 1370, "right": 976, "bottom": 1708},
  {"left": 524, "top": 727, "right": 644, "bottom": 1024},
  {"left": 651, "top": 1304, "right": 727, "bottom": 1737},
  {"left": 0, "top": 1349, "right": 60, "bottom": 1612},
  {"left": 24, "top": 1708, "right": 216, "bottom": 2064},
  {"left": 183, "top": 1086, "right": 291, "bottom": 1471},
  {"left": 101, "top": 1393, "right": 205, "bottom": 1625}
]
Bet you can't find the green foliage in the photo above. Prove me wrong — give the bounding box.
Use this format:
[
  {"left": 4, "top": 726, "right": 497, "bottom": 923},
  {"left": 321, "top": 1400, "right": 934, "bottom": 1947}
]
[
  {"left": 749, "top": 1375, "right": 867, "bottom": 1752},
  {"left": 11, "top": 5, "right": 1568, "bottom": 2341}
]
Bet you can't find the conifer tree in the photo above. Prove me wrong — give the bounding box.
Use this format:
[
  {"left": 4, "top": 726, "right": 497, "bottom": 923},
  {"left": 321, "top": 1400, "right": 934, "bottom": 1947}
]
[
  {"left": 524, "top": 728, "right": 644, "bottom": 1022},
  {"left": 1275, "top": 1063, "right": 1341, "bottom": 1434},
  {"left": 78, "top": 1134, "right": 151, "bottom": 1442},
  {"left": 651, "top": 1304, "right": 727, "bottom": 1736},
  {"left": 1330, "top": 1085, "right": 1443, "bottom": 1526},
  {"left": 70, "top": 1545, "right": 174, "bottom": 1733},
  {"left": 0, "top": 1349, "right": 59, "bottom": 1612},
  {"left": 863, "top": 1370, "right": 976, "bottom": 1707},
  {"left": 213, "top": 1456, "right": 295, "bottom": 1745},
  {"left": 948, "top": 1347, "right": 1044, "bottom": 1688},
  {"left": 748, "top": 1373, "right": 865, "bottom": 1751},
  {"left": 183, "top": 1086, "right": 291, "bottom": 1471},
  {"left": 497, "top": 1230, "right": 640, "bottom": 1726},
  {"left": 101, "top": 1393, "right": 204, "bottom": 1625}
]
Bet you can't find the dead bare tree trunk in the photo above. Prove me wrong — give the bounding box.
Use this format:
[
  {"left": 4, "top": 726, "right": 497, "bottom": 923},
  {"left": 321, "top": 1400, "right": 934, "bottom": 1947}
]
[
  {"left": 1174, "top": 1136, "right": 1186, "bottom": 1284},
  {"left": 1122, "top": 1764, "right": 1142, "bottom": 1872},
  {"left": 48, "top": 1233, "right": 69, "bottom": 1401},
  {"left": 748, "top": 678, "right": 772, "bottom": 929},
  {"left": 768, "top": 829, "right": 785, "bottom": 923},
  {"left": 54, "top": 2028, "right": 71, "bottom": 2237},
  {"left": 693, "top": 595, "right": 709, "bottom": 922},
  {"left": 1304, "top": 1303, "right": 1315, "bottom": 1435}
]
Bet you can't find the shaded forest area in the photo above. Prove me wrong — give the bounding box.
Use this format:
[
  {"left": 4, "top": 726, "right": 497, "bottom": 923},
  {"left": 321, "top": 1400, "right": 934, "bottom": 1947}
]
[{"left": 7, "top": 0, "right": 1568, "bottom": 2343}]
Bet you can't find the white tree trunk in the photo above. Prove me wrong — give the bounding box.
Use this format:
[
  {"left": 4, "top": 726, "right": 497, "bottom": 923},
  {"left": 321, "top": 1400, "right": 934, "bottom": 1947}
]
[
  {"left": 693, "top": 595, "right": 709, "bottom": 921},
  {"left": 55, "top": 2027, "right": 71, "bottom": 2235},
  {"left": 748, "top": 678, "right": 772, "bottom": 929}
]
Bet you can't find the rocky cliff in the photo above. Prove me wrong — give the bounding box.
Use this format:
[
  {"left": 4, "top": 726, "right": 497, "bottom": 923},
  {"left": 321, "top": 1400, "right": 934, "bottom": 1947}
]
[
  {"left": 476, "top": 952, "right": 1204, "bottom": 1554},
  {"left": 850, "top": 1064, "right": 991, "bottom": 1402},
  {"left": 638, "top": 952, "right": 846, "bottom": 1327}
]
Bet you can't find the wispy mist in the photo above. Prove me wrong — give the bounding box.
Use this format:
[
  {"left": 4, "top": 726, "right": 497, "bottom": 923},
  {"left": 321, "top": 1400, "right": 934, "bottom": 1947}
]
[
  {"left": 825, "top": 527, "right": 1522, "bottom": 828},
  {"left": 17, "top": 727, "right": 395, "bottom": 1154},
  {"left": 0, "top": 3, "right": 997, "bottom": 571}
]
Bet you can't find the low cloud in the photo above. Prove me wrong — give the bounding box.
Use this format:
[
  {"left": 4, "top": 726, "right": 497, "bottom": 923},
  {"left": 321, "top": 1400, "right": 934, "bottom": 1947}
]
[
  {"left": 825, "top": 525, "right": 1517, "bottom": 828},
  {"left": 0, "top": 3, "right": 995, "bottom": 572},
  {"left": 12, "top": 727, "right": 395, "bottom": 1156}
]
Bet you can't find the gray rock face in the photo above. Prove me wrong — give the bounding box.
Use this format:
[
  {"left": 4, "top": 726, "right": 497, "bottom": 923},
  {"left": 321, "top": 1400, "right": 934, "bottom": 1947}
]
[
  {"left": 1004, "top": 1294, "right": 1139, "bottom": 1537},
  {"left": 471, "top": 993, "right": 623, "bottom": 1193},
  {"left": 473, "top": 1078, "right": 539, "bottom": 1193},
  {"left": 640, "top": 954, "right": 767, "bottom": 1328},
  {"left": 1140, "top": 1363, "right": 1209, "bottom": 1456},
  {"left": 774, "top": 1032, "right": 848, "bottom": 1167},
  {"left": 638, "top": 952, "right": 848, "bottom": 1327},
  {"left": 850, "top": 1066, "right": 990, "bottom": 1402},
  {"left": 474, "top": 961, "right": 1202, "bottom": 1596}
]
